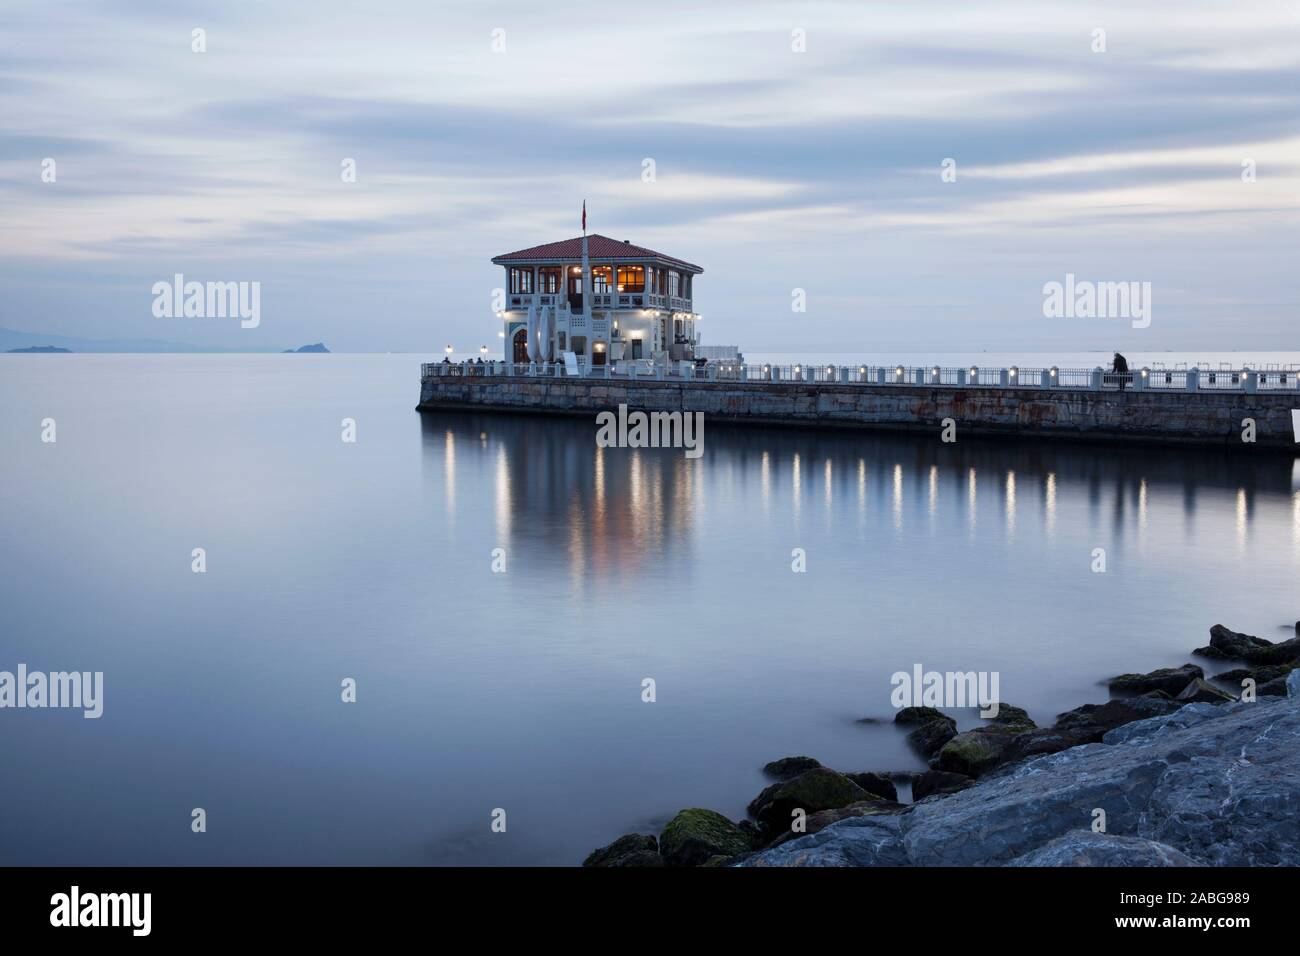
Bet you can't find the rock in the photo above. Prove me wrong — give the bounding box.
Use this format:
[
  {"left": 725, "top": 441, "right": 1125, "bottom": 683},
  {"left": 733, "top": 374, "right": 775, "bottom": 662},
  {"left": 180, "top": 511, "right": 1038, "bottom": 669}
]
[
  {"left": 1054, "top": 696, "right": 1181, "bottom": 736},
  {"left": 1290, "top": 670, "right": 1300, "bottom": 698},
  {"left": 1175, "top": 678, "right": 1236, "bottom": 704},
  {"left": 1193, "top": 625, "right": 1300, "bottom": 665},
  {"left": 1213, "top": 663, "right": 1296, "bottom": 688},
  {"left": 934, "top": 728, "right": 1019, "bottom": 777},
  {"left": 906, "top": 719, "right": 957, "bottom": 756},
  {"left": 845, "top": 772, "right": 898, "bottom": 802},
  {"left": 765, "top": 800, "right": 900, "bottom": 848},
  {"left": 1005, "top": 831, "right": 1198, "bottom": 867},
  {"left": 1108, "top": 663, "right": 1203, "bottom": 696},
  {"left": 894, "top": 706, "right": 950, "bottom": 726},
  {"left": 911, "top": 769, "right": 974, "bottom": 801},
  {"left": 583, "top": 833, "right": 663, "bottom": 867},
  {"left": 1259, "top": 676, "right": 1290, "bottom": 697},
  {"left": 746, "top": 692, "right": 1300, "bottom": 867},
  {"left": 762, "top": 756, "right": 822, "bottom": 779},
  {"left": 739, "top": 814, "right": 910, "bottom": 867},
  {"left": 983, "top": 703, "right": 1036, "bottom": 732},
  {"left": 747, "top": 768, "right": 871, "bottom": 831},
  {"left": 999, "top": 726, "right": 1102, "bottom": 764},
  {"left": 895, "top": 708, "right": 959, "bottom": 756},
  {"left": 659, "top": 809, "right": 752, "bottom": 867}
]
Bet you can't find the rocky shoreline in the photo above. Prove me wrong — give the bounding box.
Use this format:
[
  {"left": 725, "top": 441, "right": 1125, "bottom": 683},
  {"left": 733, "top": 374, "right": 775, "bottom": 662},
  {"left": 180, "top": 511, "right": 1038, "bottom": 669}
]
[{"left": 583, "top": 623, "right": 1300, "bottom": 867}]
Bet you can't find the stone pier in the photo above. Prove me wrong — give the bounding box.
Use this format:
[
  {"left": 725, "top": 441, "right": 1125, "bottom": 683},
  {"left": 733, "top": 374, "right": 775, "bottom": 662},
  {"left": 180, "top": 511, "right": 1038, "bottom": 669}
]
[{"left": 418, "top": 375, "right": 1300, "bottom": 450}]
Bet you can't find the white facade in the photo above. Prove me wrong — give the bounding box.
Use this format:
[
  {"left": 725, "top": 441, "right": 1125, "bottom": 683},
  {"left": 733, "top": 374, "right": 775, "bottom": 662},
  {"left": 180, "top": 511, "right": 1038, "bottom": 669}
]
[{"left": 492, "top": 235, "right": 703, "bottom": 369}]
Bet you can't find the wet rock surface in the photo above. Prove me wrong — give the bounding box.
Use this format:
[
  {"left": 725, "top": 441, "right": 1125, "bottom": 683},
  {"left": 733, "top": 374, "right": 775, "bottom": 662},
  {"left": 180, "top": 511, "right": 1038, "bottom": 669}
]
[{"left": 743, "top": 688, "right": 1300, "bottom": 866}]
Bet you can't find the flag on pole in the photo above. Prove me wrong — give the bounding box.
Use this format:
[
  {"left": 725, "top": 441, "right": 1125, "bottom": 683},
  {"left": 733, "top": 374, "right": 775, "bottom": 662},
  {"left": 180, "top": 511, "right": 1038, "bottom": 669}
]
[{"left": 581, "top": 200, "right": 586, "bottom": 234}]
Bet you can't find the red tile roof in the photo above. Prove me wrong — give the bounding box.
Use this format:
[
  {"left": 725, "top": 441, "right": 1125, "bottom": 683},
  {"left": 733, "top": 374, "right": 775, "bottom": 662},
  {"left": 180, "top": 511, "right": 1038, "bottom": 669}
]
[{"left": 492, "top": 234, "right": 702, "bottom": 273}]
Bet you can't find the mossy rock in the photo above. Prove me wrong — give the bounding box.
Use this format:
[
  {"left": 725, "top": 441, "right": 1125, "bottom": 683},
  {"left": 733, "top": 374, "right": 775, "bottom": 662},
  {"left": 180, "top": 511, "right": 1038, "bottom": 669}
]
[
  {"left": 1108, "top": 663, "right": 1203, "bottom": 696},
  {"left": 935, "top": 730, "right": 1015, "bottom": 777},
  {"left": 762, "top": 755, "right": 822, "bottom": 779},
  {"left": 895, "top": 706, "right": 953, "bottom": 727},
  {"left": 659, "top": 809, "right": 752, "bottom": 867},
  {"left": 747, "top": 768, "right": 871, "bottom": 831},
  {"left": 582, "top": 833, "right": 663, "bottom": 867},
  {"left": 981, "top": 703, "right": 1036, "bottom": 732},
  {"left": 1215, "top": 662, "right": 1296, "bottom": 686},
  {"left": 906, "top": 718, "right": 957, "bottom": 757}
]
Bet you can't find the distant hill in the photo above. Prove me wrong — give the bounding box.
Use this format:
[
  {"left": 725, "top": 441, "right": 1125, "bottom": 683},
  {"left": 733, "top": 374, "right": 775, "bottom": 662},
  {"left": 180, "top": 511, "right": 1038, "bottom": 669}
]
[
  {"left": 0, "top": 326, "right": 312, "bottom": 354},
  {"left": 282, "top": 343, "right": 330, "bottom": 353},
  {"left": 7, "top": 345, "right": 72, "bottom": 353}
]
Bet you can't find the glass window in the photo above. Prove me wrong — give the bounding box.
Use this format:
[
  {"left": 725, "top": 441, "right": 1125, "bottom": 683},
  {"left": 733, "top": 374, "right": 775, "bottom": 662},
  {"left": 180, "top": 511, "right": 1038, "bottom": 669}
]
[
  {"left": 538, "top": 267, "right": 561, "bottom": 294},
  {"left": 669, "top": 271, "right": 680, "bottom": 298},
  {"left": 509, "top": 267, "right": 534, "bottom": 294},
  {"left": 591, "top": 266, "right": 612, "bottom": 293},
  {"left": 616, "top": 265, "right": 644, "bottom": 293}
]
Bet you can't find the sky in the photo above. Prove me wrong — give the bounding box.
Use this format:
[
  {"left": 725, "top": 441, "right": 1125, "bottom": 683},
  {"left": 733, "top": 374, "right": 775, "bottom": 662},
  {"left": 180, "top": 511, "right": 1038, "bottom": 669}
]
[{"left": 1, "top": 0, "right": 1297, "bottom": 354}]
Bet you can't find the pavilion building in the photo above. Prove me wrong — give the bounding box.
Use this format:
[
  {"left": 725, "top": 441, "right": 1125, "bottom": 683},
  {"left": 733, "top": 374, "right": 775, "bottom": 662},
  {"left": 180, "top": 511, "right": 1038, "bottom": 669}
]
[{"left": 492, "top": 234, "right": 704, "bottom": 368}]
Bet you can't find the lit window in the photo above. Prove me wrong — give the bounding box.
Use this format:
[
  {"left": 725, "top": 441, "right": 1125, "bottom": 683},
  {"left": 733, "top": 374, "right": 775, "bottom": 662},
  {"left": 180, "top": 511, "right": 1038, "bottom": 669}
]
[{"left": 616, "top": 265, "right": 644, "bottom": 293}]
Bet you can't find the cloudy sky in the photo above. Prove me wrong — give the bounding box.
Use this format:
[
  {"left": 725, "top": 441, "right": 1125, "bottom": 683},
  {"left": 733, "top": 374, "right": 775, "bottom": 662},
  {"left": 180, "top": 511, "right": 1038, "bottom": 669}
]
[{"left": 1, "top": 0, "right": 1297, "bottom": 353}]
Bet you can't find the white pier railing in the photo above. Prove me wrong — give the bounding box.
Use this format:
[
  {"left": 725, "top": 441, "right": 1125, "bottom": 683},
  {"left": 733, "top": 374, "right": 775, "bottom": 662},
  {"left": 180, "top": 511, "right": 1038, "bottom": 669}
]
[{"left": 422, "top": 361, "right": 1300, "bottom": 394}]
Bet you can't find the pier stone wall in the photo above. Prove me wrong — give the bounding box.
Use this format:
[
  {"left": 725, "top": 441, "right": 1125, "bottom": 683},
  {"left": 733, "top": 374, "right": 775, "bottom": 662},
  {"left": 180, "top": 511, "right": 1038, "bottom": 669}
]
[{"left": 418, "top": 377, "right": 1300, "bottom": 449}]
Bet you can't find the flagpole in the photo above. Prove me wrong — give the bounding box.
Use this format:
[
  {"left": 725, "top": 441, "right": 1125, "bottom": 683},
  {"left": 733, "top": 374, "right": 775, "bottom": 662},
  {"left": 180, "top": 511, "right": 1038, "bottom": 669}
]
[{"left": 581, "top": 201, "right": 592, "bottom": 369}]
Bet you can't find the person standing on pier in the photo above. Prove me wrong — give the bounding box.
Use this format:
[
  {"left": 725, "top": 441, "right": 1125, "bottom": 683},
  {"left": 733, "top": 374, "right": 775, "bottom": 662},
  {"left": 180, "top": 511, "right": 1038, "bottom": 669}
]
[{"left": 1112, "top": 351, "right": 1130, "bottom": 391}]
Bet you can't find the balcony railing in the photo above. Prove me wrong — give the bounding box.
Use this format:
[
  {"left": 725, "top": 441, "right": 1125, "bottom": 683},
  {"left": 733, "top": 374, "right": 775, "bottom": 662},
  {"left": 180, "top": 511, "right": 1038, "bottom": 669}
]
[{"left": 422, "top": 361, "right": 1300, "bottom": 393}]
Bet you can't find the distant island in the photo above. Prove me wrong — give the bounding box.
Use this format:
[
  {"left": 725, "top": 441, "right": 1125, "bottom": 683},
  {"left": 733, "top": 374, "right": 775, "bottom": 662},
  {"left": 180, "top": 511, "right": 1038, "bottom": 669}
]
[{"left": 1, "top": 326, "right": 332, "bottom": 354}]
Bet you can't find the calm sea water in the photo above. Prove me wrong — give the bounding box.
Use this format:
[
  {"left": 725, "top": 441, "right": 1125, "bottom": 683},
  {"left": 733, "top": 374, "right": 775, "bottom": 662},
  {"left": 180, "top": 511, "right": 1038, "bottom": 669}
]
[{"left": 2, "top": 354, "right": 1298, "bottom": 866}]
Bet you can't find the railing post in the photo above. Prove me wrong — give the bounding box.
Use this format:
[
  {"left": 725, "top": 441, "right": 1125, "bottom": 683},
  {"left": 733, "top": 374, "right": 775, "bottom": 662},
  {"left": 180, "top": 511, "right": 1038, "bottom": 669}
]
[
  {"left": 957, "top": 367, "right": 968, "bottom": 386},
  {"left": 1135, "top": 367, "right": 1148, "bottom": 391},
  {"left": 999, "top": 368, "right": 1010, "bottom": 387},
  {"left": 1047, "top": 366, "right": 1058, "bottom": 388},
  {"left": 1091, "top": 367, "right": 1103, "bottom": 390},
  {"left": 876, "top": 368, "right": 887, "bottom": 385},
  {"left": 1186, "top": 366, "right": 1199, "bottom": 392},
  {"left": 1245, "top": 369, "right": 1258, "bottom": 394}
]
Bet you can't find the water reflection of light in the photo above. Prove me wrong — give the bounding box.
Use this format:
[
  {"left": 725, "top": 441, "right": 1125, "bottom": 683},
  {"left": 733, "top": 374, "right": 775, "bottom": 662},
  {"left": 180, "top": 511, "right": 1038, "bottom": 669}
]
[
  {"left": 1005, "top": 470, "right": 1016, "bottom": 536},
  {"left": 1236, "top": 487, "right": 1248, "bottom": 551},
  {"left": 968, "top": 467, "right": 978, "bottom": 533},
  {"left": 761, "top": 451, "right": 771, "bottom": 513},
  {"left": 593, "top": 444, "right": 605, "bottom": 524},
  {"left": 1045, "top": 472, "right": 1057, "bottom": 537},
  {"left": 1137, "top": 479, "right": 1148, "bottom": 537},
  {"left": 629, "top": 452, "right": 643, "bottom": 535},
  {"left": 494, "top": 443, "right": 511, "bottom": 542},
  {"left": 568, "top": 499, "right": 585, "bottom": 592},
  {"left": 928, "top": 465, "right": 938, "bottom": 519},
  {"left": 792, "top": 453, "right": 801, "bottom": 517},
  {"left": 892, "top": 463, "right": 903, "bottom": 530},
  {"left": 824, "top": 458, "right": 833, "bottom": 509},
  {"left": 857, "top": 459, "right": 866, "bottom": 521},
  {"left": 444, "top": 429, "right": 456, "bottom": 518}
]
